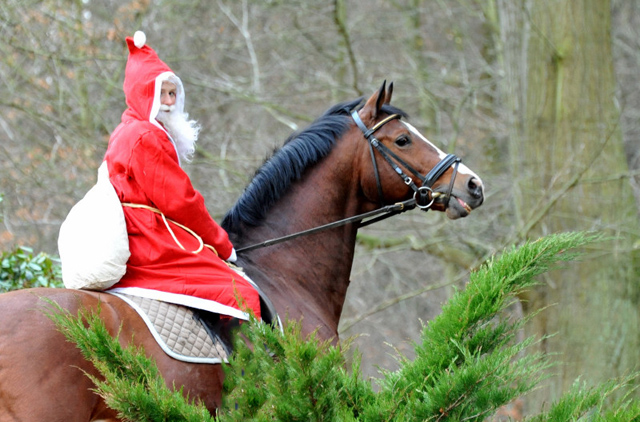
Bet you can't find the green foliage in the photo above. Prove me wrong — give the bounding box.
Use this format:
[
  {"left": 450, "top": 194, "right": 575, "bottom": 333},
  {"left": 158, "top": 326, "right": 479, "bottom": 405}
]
[
  {"left": 220, "top": 231, "right": 603, "bottom": 421},
  {"left": 48, "top": 232, "right": 640, "bottom": 421},
  {"left": 526, "top": 377, "right": 640, "bottom": 421},
  {"left": 221, "top": 319, "right": 374, "bottom": 422},
  {"left": 368, "top": 231, "right": 598, "bottom": 420},
  {"left": 0, "top": 246, "right": 63, "bottom": 292}
]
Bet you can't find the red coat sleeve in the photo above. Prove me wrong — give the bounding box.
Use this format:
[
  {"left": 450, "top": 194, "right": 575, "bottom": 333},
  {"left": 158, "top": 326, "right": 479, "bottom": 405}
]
[{"left": 129, "top": 131, "right": 234, "bottom": 259}]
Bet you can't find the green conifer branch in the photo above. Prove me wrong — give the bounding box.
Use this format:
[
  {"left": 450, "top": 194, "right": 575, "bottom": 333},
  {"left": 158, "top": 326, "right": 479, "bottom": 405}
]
[
  {"left": 45, "top": 300, "right": 215, "bottom": 422},
  {"left": 46, "top": 231, "right": 640, "bottom": 421},
  {"left": 221, "top": 317, "right": 374, "bottom": 421},
  {"left": 526, "top": 376, "right": 640, "bottom": 421},
  {"left": 368, "top": 232, "right": 601, "bottom": 420}
]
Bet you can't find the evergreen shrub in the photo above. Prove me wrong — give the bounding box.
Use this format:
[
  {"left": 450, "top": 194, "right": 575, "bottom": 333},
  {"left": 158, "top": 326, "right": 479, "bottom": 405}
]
[{"left": 49, "top": 232, "right": 640, "bottom": 421}]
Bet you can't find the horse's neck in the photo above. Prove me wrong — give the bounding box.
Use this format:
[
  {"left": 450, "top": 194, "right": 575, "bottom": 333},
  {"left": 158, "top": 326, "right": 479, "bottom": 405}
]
[{"left": 241, "top": 145, "right": 363, "bottom": 340}]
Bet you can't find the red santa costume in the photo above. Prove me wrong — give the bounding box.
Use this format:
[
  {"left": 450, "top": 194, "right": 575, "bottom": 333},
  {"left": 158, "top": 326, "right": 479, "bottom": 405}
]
[{"left": 105, "top": 32, "right": 260, "bottom": 320}]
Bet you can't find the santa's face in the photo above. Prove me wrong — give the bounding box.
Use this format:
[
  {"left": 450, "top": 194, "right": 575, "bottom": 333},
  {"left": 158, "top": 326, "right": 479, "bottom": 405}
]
[
  {"left": 160, "top": 81, "right": 177, "bottom": 110},
  {"left": 155, "top": 79, "right": 200, "bottom": 164}
]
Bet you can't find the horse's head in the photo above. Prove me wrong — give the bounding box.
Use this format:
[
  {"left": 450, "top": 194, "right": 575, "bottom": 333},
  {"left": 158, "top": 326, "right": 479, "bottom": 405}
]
[{"left": 352, "top": 81, "right": 484, "bottom": 219}]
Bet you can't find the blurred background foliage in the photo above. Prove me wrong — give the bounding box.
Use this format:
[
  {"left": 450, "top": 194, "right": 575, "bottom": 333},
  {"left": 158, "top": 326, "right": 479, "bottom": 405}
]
[
  {"left": 0, "top": 246, "right": 62, "bottom": 292},
  {"left": 1, "top": 0, "right": 639, "bottom": 416}
]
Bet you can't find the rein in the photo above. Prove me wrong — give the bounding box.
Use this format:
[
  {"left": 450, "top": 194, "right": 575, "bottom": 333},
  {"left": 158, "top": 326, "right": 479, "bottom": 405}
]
[
  {"left": 235, "top": 111, "right": 462, "bottom": 254},
  {"left": 235, "top": 199, "right": 416, "bottom": 253}
]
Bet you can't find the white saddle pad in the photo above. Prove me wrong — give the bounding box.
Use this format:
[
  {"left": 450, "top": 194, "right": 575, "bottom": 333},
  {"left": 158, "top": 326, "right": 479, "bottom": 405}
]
[{"left": 110, "top": 292, "right": 230, "bottom": 364}]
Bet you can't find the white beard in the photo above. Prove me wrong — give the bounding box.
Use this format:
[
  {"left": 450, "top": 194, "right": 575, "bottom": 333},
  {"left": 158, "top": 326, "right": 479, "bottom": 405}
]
[{"left": 156, "top": 105, "right": 200, "bottom": 164}]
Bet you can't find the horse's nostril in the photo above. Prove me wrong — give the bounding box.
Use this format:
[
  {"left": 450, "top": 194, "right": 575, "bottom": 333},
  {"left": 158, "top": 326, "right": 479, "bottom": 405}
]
[{"left": 468, "top": 177, "right": 483, "bottom": 199}]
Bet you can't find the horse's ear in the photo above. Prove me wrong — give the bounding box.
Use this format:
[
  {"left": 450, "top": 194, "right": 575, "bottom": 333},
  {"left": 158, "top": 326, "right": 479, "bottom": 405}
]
[
  {"left": 375, "top": 80, "right": 387, "bottom": 113},
  {"left": 361, "top": 80, "right": 388, "bottom": 121},
  {"left": 385, "top": 81, "right": 393, "bottom": 104}
]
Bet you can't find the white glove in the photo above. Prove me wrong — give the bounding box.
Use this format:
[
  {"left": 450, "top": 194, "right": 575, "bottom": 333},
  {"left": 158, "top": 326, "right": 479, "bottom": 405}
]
[{"left": 227, "top": 248, "right": 238, "bottom": 263}]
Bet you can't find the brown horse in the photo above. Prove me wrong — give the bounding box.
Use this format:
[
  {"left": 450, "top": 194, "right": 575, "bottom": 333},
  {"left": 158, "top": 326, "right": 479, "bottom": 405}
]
[{"left": 0, "top": 82, "right": 483, "bottom": 421}]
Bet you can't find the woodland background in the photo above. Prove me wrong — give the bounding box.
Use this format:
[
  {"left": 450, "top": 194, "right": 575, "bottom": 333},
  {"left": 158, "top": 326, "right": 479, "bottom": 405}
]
[{"left": 1, "top": 0, "right": 639, "bottom": 416}]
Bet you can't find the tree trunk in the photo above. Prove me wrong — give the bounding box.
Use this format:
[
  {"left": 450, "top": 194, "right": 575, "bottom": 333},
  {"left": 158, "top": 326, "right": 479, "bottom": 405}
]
[{"left": 505, "top": 0, "right": 640, "bottom": 412}]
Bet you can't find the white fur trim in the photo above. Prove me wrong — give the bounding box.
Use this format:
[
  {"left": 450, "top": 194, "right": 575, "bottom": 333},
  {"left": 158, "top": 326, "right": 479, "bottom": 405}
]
[
  {"left": 133, "top": 31, "right": 146, "bottom": 48},
  {"left": 107, "top": 287, "right": 250, "bottom": 320},
  {"left": 150, "top": 71, "right": 185, "bottom": 165},
  {"left": 150, "top": 71, "right": 174, "bottom": 127}
]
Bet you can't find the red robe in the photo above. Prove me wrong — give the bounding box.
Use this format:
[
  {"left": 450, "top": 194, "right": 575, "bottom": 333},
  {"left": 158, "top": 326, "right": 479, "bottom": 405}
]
[{"left": 104, "top": 36, "right": 260, "bottom": 319}]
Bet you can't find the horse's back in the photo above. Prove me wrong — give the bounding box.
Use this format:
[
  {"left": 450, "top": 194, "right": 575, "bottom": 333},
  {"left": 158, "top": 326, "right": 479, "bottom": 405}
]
[
  {"left": 0, "top": 288, "right": 120, "bottom": 421},
  {"left": 0, "top": 288, "right": 225, "bottom": 421}
]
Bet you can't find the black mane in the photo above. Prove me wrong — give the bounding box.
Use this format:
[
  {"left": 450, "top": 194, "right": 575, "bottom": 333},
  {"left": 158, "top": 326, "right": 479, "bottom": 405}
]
[{"left": 221, "top": 98, "right": 408, "bottom": 236}]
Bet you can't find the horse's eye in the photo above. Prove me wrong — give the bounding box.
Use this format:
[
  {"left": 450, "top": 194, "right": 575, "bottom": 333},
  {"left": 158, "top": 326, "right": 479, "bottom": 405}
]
[{"left": 395, "top": 135, "right": 412, "bottom": 147}]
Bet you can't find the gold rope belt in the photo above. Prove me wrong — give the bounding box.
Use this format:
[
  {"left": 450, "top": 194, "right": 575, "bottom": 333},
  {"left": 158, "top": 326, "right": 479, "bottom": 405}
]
[{"left": 122, "top": 203, "right": 217, "bottom": 256}]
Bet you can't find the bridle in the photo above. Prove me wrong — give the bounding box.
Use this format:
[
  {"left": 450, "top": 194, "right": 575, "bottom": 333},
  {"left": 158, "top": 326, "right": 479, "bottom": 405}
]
[
  {"left": 351, "top": 110, "right": 461, "bottom": 210},
  {"left": 236, "top": 110, "right": 462, "bottom": 253}
]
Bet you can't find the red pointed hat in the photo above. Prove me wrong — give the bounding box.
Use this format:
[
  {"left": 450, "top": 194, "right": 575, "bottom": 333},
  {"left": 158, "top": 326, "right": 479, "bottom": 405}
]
[{"left": 122, "top": 31, "right": 185, "bottom": 126}]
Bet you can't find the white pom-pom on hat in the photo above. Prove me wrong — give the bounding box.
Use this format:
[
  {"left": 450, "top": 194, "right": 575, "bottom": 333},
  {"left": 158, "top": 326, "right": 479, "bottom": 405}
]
[{"left": 133, "top": 31, "right": 146, "bottom": 48}]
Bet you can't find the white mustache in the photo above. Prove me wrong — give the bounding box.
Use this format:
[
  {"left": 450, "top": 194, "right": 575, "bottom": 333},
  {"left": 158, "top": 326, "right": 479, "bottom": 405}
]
[{"left": 159, "top": 104, "right": 175, "bottom": 112}]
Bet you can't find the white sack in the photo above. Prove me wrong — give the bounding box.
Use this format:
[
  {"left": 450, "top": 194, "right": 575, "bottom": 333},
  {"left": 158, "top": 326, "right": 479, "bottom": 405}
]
[{"left": 58, "top": 162, "right": 130, "bottom": 290}]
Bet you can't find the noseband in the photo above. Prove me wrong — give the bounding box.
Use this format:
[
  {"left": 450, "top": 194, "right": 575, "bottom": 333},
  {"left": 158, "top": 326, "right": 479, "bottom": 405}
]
[{"left": 351, "top": 110, "right": 461, "bottom": 210}]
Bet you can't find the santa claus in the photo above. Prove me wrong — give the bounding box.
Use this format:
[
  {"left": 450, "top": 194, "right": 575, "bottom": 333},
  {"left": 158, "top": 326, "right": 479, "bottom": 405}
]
[{"left": 104, "top": 31, "right": 261, "bottom": 320}]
